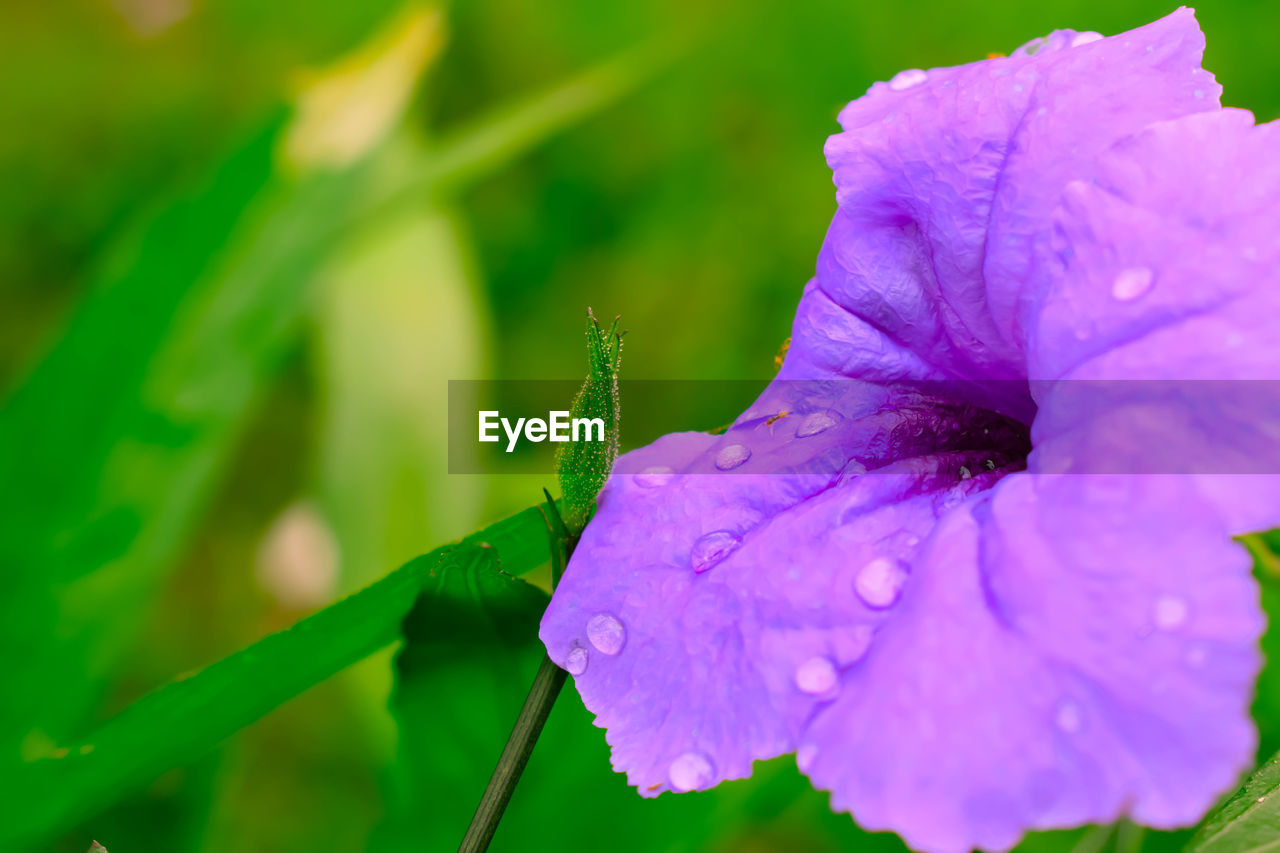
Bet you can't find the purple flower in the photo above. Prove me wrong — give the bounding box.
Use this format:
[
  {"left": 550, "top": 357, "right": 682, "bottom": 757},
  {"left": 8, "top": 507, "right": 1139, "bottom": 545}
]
[{"left": 541, "top": 10, "right": 1280, "bottom": 852}]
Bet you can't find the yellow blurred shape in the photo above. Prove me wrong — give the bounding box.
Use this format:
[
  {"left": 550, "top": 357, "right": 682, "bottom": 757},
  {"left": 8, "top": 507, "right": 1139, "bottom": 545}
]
[{"left": 281, "top": 5, "right": 446, "bottom": 171}]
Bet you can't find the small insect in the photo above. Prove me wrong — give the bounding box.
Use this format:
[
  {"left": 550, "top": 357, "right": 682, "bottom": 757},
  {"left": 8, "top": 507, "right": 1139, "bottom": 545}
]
[{"left": 764, "top": 410, "right": 790, "bottom": 428}]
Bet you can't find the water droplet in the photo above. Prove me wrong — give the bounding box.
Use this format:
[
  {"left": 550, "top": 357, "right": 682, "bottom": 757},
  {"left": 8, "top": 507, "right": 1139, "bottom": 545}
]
[
  {"left": 1193, "top": 88, "right": 1205, "bottom": 99},
  {"left": 796, "top": 411, "right": 839, "bottom": 438},
  {"left": 715, "top": 444, "right": 751, "bottom": 470},
  {"left": 586, "top": 613, "right": 626, "bottom": 655},
  {"left": 796, "top": 743, "right": 818, "bottom": 772},
  {"left": 564, "top": 646, "right": 588, "bottom": 675},
  {"left": 1154, "top": 595, "right": 1188, "bottom": 630},
  {"left": 854, "top": 557, "right": 909, "bottom": 609},
  {"left": 1070, "top": 31, "right": 1102, "bottom": 47},
  {"left": 795, "top": 656, "right": 839, "bottom": 695},
  {"left": 635, "top": 467, "right": 674, "bottom": 488},
  {"left": 668, "top": 751, "right": 716, "bottom": 792},
  {"left": 888, "top": 68, "right": 928, "bottom": 91},
  {"left": 1111, "top": 267, "right": 1154, "bottom": 302},
  {"left": 691, "top": 530, "right": 742, "bottom": 573},
  {"left": 1055, "top": 700, "right": 1083, "bottom": 733},
  {"left": 959, "top": 465, "right": 973, "bottom": 480}
]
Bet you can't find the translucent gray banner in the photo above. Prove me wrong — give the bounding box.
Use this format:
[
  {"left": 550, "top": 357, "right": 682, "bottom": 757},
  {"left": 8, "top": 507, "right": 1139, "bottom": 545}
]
[{"left": 446, "top": 379, "right": 1280, "bottom": 476}]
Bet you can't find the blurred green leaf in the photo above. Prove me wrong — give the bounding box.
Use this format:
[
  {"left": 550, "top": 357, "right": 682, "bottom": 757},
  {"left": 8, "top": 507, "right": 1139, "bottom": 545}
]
[
  {"left": 373, "top": 38, "right": 681, "bottom": 209},
  {"left": 0, "top": 112, "right": 374, "bottom": 758},
  {"left": 313, "top": 160, "right": 490, "bottom": 589},
  {"left": 0, "top": 503, "right": 549, "bottom": 849},
  {"left": 1187, "top": 752, "right": 1280, "bottom": 853},
  {"left": 0, "top": 30, "right": 672, "bottom": 767},
  {"left": 305, "top": 170, "right": 494, "bottom": 795}
]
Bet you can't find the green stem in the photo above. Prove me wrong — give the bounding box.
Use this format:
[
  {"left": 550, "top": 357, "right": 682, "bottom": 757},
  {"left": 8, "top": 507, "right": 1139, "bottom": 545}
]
[
  {"left": 460, "top": 516, "right": 580, "bottom": 852},
  {"left": 458, "top": 653, "right": 569, "bottom": 852}
]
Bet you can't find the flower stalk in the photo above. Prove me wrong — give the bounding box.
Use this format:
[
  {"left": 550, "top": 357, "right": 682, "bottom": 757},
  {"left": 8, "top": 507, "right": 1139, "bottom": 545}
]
[{"left": 459, "top": 312, "right": 623, "bottom": 851}]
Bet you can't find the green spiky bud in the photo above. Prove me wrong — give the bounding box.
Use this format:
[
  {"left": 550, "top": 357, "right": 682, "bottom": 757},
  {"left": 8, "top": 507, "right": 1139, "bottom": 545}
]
[{"left": 555, "top": 308, "right": 623, "bottom": 536}]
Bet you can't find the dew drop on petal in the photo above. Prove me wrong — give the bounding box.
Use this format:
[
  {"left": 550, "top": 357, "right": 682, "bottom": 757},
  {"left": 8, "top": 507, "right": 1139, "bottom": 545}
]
[
  {"left": 1154, "top": 595, "right": 1189, "bottom": 630},
  {"left": 888, "top": 68, "right": 928, "bottom": 91},
  {"left": 794, "top": 656, "right": 839, "bottom": 695},
  {"left": 796, "top": 411, "right": 838, "bottom": 438},
  {"left": 691, "top": 530, "right": 742, "bottom": 573},
  {"left": 668, "top": 751, "right": 716, "bottom": 792},
  {"left": 1070, "top": 31, "right": 1103, "bottom": 47},
  {"left": 586, "top": 613, "right": 626, "bottom": 655},
  {"left": 1055, "top": 700, "right": 1083, "bottom": 734},
  {"left": 854, "top": 557, "right": 909, "bottom": 609},
  {"left": 564, "top": 646, "right": 588, "bottom": 675},
  {"left": 635, "top": 467, "right": 674, "bottom": 488},
  {"left": 715, "top": 444, "right": 751, "bottom": 470},
  {"left": 1111, "top": 267, "right": 1154, "bottom": 302}
]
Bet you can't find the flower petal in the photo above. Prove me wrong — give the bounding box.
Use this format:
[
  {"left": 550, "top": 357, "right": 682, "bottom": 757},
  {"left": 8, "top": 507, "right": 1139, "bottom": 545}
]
[
  {"left": 540, "top": 381, "right": 1022, "bottom": 793},
  {"left": 800, "top": 474, "right": 1261, "bottom": 853},
  {"left": 1029, "top": 108, "right": 1280, "bottom": 532},
  {"left": 792, "top": 9, "right": 1218, "bottom": 414}
]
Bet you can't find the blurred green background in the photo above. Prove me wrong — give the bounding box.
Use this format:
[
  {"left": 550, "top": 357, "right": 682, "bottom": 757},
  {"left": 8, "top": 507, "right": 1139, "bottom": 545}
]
[{"left": 3, "top": 1, "right": 1280, "bottom": 851}]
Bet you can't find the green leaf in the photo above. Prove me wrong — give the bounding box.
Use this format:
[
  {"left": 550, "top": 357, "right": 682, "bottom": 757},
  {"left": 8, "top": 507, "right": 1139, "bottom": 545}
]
[
  {"left": 0, "top": 112, "right": 374, "bottom": 759},
  {"left": 1187, "top": 752, "right": 1280, "bottom": 853},
  {"left": 0, "top": 504, "right": 550, "bottom": 850},
  {"left": 376, "top": 543, "right": 549, "bottom": 849},
  {"left": 0, "top": 35, "right": 672, "bottom": 763},
  {"left": 368, "top": 38, "right": 679, "bottom": 210},
  {"left": 312, "top": 159, "right": 490, "bottom": 590}
]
